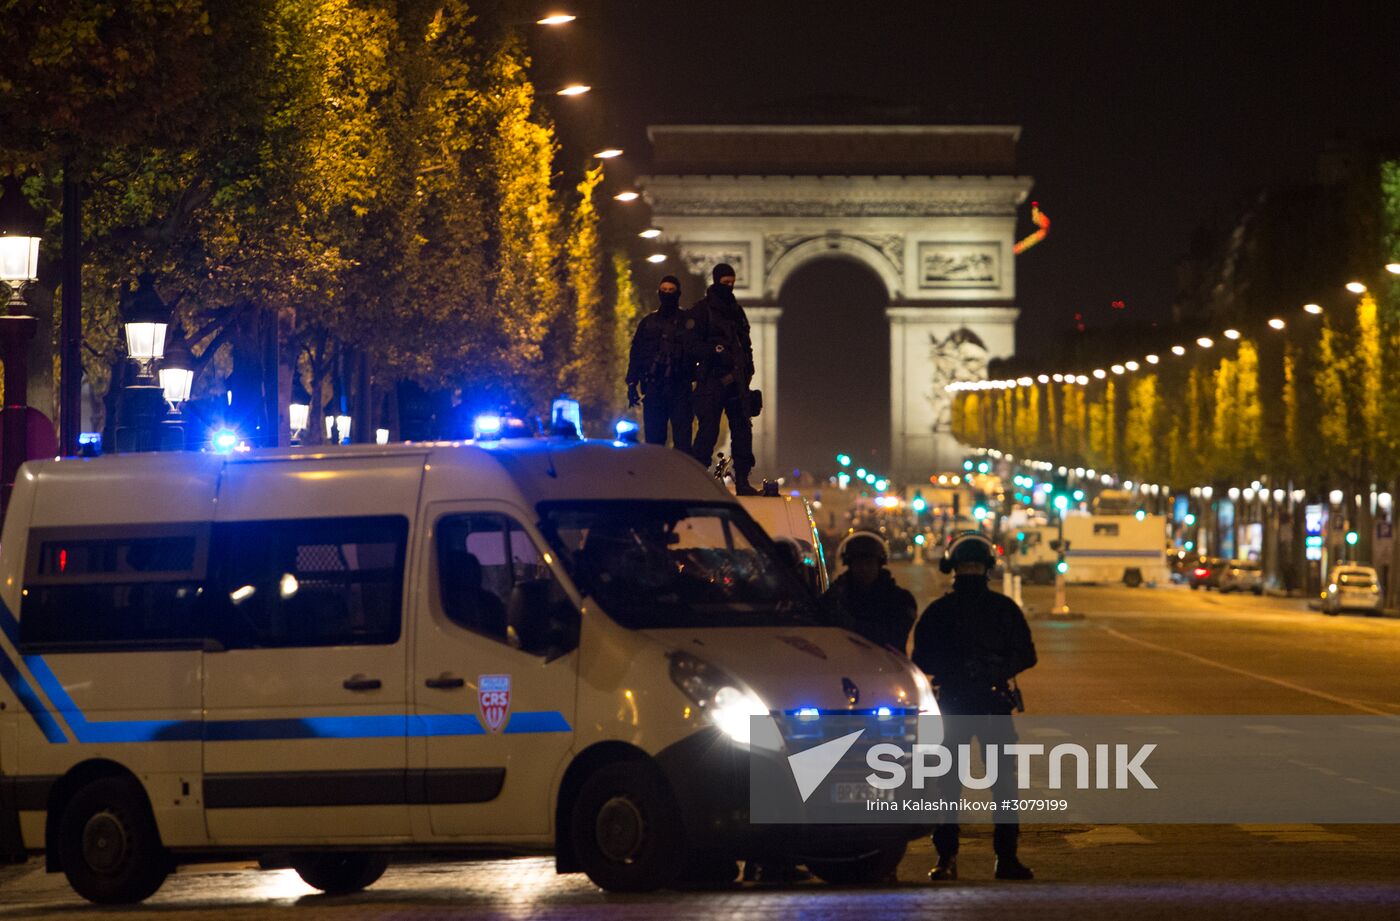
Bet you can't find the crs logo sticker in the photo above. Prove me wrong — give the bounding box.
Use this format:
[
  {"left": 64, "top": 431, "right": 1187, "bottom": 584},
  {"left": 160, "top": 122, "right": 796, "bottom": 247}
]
[{"left": 478, "top": 674, "right": 512, "bottom": 733}]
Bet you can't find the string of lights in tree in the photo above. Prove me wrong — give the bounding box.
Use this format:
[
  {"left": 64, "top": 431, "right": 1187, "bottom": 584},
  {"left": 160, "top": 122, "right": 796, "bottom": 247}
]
[
  {"left": 1012, "top": 201, "right": 1051, "bottom": 255},
  {"left": 944, "top": 273, "right": 1397, "bottom": 394}
]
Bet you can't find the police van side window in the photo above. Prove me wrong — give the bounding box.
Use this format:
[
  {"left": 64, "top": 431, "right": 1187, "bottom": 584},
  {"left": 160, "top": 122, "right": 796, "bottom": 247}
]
[
  {"left": 207, "top": 516, "right": 407, "bottom": 649},
  {"left": 436, "top": 514, "right": 569, "bottom": 655},
  {"left": 20, "top": 526, "right": 207, "bottom": 651}
]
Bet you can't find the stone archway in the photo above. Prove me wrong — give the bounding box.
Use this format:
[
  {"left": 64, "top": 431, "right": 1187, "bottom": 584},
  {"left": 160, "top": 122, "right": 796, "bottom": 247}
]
[{"left": 640, "top": 124, "right": 1032, "bottom": 480}]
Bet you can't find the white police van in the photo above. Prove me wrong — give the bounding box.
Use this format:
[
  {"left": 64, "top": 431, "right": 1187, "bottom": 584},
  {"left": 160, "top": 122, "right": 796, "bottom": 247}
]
[{"left": 0, "top": 439, "right": 935, "bottom": 903}]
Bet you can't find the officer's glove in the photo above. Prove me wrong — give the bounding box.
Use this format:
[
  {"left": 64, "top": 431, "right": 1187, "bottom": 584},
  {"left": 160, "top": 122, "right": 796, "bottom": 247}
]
[{"left": 627, "top": 382, "right": 641, "bottom": 407}]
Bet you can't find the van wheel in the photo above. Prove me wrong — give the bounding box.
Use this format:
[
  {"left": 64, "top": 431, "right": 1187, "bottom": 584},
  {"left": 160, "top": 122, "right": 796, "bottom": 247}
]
[
  {"left": 58, "top": 776, "right": 171, "bottom": 905},
  {"left": 291, "top": 852, "right": 387, "bottom": 895},
  {"left": 806, "top": 842, "right": 907, "bottom": 885},
  {"left": 1123, "top": 569, "right": 1143, "bottom": 588},
  {"left": 572, "top": 761, "right": 685, "bottom": 892}
]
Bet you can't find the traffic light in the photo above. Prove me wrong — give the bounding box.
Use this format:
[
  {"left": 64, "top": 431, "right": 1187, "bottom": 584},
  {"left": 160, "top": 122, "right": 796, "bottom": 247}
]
[
  {"left": 973, "top": 505, "right": 988, "bottom": 521},
  {"left": 1056, "top": 559, "right": 1069, "bottom": 575},
  {"left": 963, "top": 460, "right": 974, "bottom": 472},
  {"left": 837, "top": 453, "right": 851, "bottom": 467},
  {"left": 1346, "top": 530, "right": 1360, "bottom": 546},
  {"left": 1053, "top": 494, "right": 1070, "bottom": 513},
  {"left": 911, "top": 492, "right": 927, "bottom": 513}
]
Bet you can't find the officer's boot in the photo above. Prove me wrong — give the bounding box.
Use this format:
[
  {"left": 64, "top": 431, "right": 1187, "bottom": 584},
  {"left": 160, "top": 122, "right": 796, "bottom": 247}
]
[
  {"left": 734, "top": 466, "right": 758, "bottom": 496},
  {"left": 993, "top": 855, "right": 1034, "bottom": 880},
  {"left": 927, "top": 854, "right": 957, "bottom": 881}
]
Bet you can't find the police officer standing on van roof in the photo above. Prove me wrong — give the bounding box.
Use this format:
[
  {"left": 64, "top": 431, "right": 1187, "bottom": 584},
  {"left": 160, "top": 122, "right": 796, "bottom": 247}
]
[
  {"left": 626, "top": 275, "right": 695, "bottom": 453},
  {"left": 821, "top": 531, "right": 916, "bottom": 652},
  {"left": 690, "top": 263, "right": 758, "bottom": 495},
  {"left": 912, "top": 531, "right": 1037, "bottom": 882}
]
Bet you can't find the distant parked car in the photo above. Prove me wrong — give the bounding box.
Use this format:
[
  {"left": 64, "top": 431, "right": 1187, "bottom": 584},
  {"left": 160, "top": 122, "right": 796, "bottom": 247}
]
[
  {"left": 1323, "top": 564, "right": 1383, "bottom": 615},
  {"left": 1189, "top": 557, "right": 1225, "bottom": 590},
  {"left": 1218, "top": 560, "right": 1264, "bottom": 594}
]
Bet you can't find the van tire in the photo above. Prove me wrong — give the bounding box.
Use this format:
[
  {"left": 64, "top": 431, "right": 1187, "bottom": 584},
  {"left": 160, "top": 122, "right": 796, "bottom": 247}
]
[
  {"left": 572, "top": 761, "right": 685, "bottom": 892},
  {"left": 806, "top": 842, "right": 907, "bottom": 885},
  {"left": 291, "top": 852, "right": 387, "bottom": 895},
  {"left": 57, "top": 776, "right": 171, "bottom": 905},
  {"left": 1122, "top": 568, "right": 1143, "bottom": 588}
]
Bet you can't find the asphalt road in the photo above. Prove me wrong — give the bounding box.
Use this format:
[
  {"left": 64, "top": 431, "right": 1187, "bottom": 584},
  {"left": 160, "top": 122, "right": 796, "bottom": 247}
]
[{"left": 3, "top": 573, "right": 1399, "bottom": 918}]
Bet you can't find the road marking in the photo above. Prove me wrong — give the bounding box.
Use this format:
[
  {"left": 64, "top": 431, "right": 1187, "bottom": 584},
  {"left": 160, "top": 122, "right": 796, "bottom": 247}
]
[
  {"left": 1097, "top": 625, "right": 1395, "bottom": 716},
  {"left": 1065, "top": 826, "right": 1153, "bottom": 848},
  {"left": 1236, "top": 824, "right": 1357, "bottom": 843}
]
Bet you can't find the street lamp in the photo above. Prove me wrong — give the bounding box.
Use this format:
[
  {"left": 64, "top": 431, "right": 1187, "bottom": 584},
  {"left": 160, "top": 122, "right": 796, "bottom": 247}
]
[
  {"left": 1196, "top": 337, "right": 1214, "bottom": 348},
  {"left": 536, "top": 13, "right": 577, "bottom": 25},
  {"left": 592, "top": 148, "right": 623, "bottom": 159},
  {"left": 116, "top": 273, "right": 178, "bottom": 453},
  {"left": 289, "top": 376, "right": 312, "bottom": 440},
  {"left": 1303, "top": 303, "right": 1323, "bottom": 315},
  {"left": 1171, "top": 345, "right": 1187, "bottom": 356},
  {"left": 613, "top": 191, "right": 639, "bottom": 202},
  {"left": 1345, "top": 281, "right": 1367, "bottom": 294},
  {"left": 0, "top": 176, "right": 43, "bottom": 514},
  {"left": 1223, "top": 328, "right": 1241, "bottom": 340},
  {"left": 556, "top": 83, "right": 591, "bottom": 96},
  {"left": 645, "top": 254, "right": 666, "bottom": 263},
  {"left": 0, "top": 182, "right": 41, "bottom": 292},
  {"left": 639, "top": 228, "right": 662, "bottom": 239},
  {"left": 158, "top": 325, "right": 194, "bottom": 405},
  {"left": 1268, "top": 318, "right": 1286, "bottom": 330},
  {"left": 121, "top": 273, "right": 169, "bottom": 374}
]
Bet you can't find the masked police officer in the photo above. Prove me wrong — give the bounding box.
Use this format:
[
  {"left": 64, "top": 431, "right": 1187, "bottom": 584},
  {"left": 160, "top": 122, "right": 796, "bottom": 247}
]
[
  {"left": 690, "top": 263, "right": 757, "bottom": 494},
  {"left": 912, "top": 531, "right": 1037, "bottom": 881},
  {"left": 821, "top": 531, "right": 917, "bottom": 652},
  {"left": 626, "top": 275, "right": 695, "bottom": 452}
]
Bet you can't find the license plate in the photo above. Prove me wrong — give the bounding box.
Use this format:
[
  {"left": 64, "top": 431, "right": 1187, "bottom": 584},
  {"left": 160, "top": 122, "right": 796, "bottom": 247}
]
[{"left": 832, "top": 782, "right": 894, "bottom": 804}]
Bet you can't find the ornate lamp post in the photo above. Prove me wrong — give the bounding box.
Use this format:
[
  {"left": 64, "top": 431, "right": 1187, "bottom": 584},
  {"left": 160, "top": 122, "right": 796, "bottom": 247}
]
[
  {"left": 289, "top": 376, "right": 311, "bottom": 443},
  {"left": 115, "top": 274, "right": 178, "bottom": 453},
  {"left": 0, "top": 177, "right": 43, "bottom": 515}
]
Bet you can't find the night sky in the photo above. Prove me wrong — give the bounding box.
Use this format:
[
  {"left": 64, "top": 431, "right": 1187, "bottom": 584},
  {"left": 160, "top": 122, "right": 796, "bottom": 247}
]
[{"left": 533, "top": 0, "right": 1400, "bottom": 468}]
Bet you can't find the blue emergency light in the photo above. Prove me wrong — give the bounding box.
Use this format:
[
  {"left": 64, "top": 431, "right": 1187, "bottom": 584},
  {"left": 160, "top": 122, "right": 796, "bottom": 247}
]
[{"left": 473, "top": 414, "right": 503, "bottom": 439}]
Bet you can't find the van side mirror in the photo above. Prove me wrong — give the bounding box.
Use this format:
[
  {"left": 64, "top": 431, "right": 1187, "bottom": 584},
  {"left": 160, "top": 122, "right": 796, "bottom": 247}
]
[{"left": 510, "top": 578, "right": 580, "bottom": 661}]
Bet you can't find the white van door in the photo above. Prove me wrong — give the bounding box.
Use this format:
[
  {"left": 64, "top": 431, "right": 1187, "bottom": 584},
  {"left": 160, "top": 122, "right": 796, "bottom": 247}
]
[
  {"left": 411, "top": 505, "right": 578, "bottom": 839},
  {"left": 202, "top": 459, "right": 420, "bottom": 843}
]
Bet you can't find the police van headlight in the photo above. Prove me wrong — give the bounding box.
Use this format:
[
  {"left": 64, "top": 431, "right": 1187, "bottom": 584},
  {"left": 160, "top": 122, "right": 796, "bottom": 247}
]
[
  {"left": 669, "top": 652, "right": 770, "bottom": 745},
  {"left": 911, "top": 667, "right": 943, "bottom": 747},
  {"left": 912, "top": 667, "right": 939, "bottom": 716}
]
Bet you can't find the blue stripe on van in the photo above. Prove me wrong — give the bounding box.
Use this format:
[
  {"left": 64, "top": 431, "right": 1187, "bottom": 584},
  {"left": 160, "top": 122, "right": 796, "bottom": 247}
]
[
  {"left": 2, "top": 599, "right": 566, "bottom": 743},
  {"left": 0, "top": 647, "right": 67, "bottom": 743},
  {"left": 504, "top": 711, "right": 572, "bottom": 734}
]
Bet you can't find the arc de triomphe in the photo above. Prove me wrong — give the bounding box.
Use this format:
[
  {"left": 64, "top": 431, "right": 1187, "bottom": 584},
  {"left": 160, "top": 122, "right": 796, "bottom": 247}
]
[{"left": 639, "top": 124, "right": 1032, "bottom": 480}]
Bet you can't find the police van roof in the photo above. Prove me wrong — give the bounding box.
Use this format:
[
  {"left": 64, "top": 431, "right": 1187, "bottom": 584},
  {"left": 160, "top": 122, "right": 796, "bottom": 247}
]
[{"left": 13, "top": 438, "right": 731, "bottom": 530}]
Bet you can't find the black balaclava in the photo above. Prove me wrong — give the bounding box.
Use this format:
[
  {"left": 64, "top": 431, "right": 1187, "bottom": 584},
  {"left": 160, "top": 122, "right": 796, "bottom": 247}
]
[
  {"left": 710, "top": 263, "right": 737, "bottom": 303},
  {"left": 658, "top": 275, "right": 681, "bottom": 312}
]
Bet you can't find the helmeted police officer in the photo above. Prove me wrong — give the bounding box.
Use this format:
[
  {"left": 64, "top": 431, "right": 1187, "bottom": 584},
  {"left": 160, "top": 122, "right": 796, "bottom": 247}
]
[
  {"left": 912, "top": 531, "right": 1037, "bottom": 881},
  {"left": 689, "top": 263, "right": 757, "bottom": 494},
  {"left": 626, "top": 275, "right": 695, "bottom": 452},
  {"left": 821, "top": 531, "right": 916, "bottom": 652}
]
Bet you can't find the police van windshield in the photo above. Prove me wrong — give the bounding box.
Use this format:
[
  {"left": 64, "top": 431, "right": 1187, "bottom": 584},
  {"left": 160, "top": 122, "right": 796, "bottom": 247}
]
[{"left": 538, "top": 501, "right": 815, "bottom": 629}]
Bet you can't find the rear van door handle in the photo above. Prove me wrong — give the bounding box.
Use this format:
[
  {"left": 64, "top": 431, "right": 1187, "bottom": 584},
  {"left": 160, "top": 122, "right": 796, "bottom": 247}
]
[
  {"left": 424, "top": 675, "right": 465, "bottom": 690},
  {"left": 343, "top": 675, "right": 382, "bottom": 691}
]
